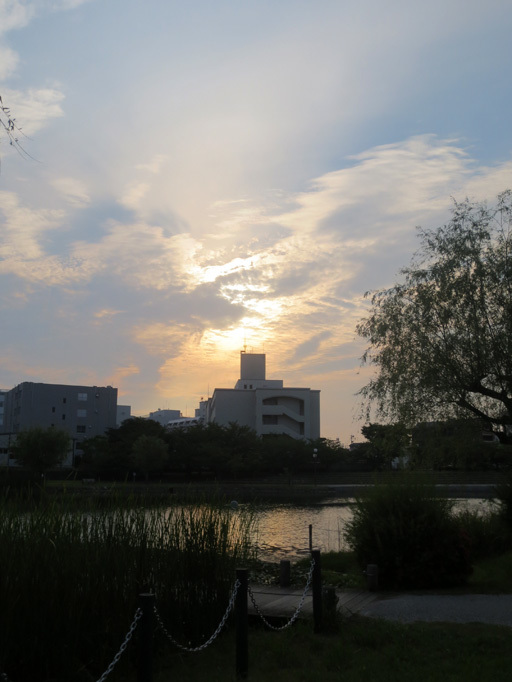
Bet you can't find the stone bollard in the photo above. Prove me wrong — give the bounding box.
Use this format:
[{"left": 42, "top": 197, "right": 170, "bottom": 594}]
[{"left": 366, "top": 564, "right": 379, "bottom": 591}]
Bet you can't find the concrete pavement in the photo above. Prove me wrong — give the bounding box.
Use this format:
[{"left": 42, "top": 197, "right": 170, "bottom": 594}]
[{"left": 359, "top": 593, "right": 512, "bottom": 627}]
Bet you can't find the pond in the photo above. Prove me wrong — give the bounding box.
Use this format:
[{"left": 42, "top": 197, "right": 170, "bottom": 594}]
[{"left": 248, "top": 498, "right": 494, "bottom": 561}]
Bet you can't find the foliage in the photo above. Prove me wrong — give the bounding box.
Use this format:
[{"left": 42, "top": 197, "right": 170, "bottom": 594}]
[
  {"left": 359, "top": 422, "right": 410, "bottom": 468},
  {"left": 11, "top": 426, "right": 70, "bottom": 474},
  {"left": 344, "top": 476, "right": 473, "bottom": 589},
  {"left": 130, "top": 434, "right": 168, "bottom": 480},
  {"left": 81, "top": 420, "right": 350, "bottom": 480},
  {"left": 411, "top": 419, "right": 496, "bottom": 470},
  {"left": 0, "top": 494, "right": 255, "bottom": 682},
  {"left": 357, "top": 191, "right": 512, "bottom": 434},
  {"left": 468, "top": 549, "right": 512, "bottom": 593},
  {"left": 494, "top": 473, "right": 512, "bottom": 531},
  {"left": 455, "top": 504, "right": 512, "bottom": 560}
]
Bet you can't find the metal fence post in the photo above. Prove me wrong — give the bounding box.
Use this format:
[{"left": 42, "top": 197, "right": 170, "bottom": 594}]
[
  {"left": 235, "top": 568, "right": 248, "bottom": 679},
  {"left": 138, "top": 593, "right": 155, "bottom": 682},
  {"left": 311, "top": 549, "right": 323, "bottom": 634}
]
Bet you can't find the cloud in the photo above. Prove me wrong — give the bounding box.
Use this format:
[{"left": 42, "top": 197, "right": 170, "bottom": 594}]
[
  {"left": 105, "top": 364, "right": 140, "bottom": 391},
  {"left": 0, "top": 1, "right": 35, "bottom": 36},
  {"left": 51, "top": 177, "right": 90, "bottom": 207},
  {"left": 93, "top": 308, "right": 123, "bottom": 321},
  {"left": 1, "top": 87, "right": 64, "bottom": 134},
  {"left": 0, "top": 45, "right": 19, "bottom": 79},
  {"left": 2, "top": 133, "right": 512, "bottom": 438},
  {"left": 0, "top": 190, "right": 64, "bottom": 260}
]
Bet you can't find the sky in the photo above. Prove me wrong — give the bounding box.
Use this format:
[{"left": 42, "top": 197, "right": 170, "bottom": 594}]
[{"left": 1, "top": 0, "right": 512, "bottom": 445}]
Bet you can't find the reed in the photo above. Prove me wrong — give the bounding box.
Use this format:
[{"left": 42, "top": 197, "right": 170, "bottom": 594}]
[{"left": 0, "top": 492, "right": 256, "bottom": 682}]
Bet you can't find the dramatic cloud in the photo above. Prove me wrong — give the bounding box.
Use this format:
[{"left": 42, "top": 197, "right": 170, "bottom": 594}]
[{"left": 1, "top": 1, "right": 511, "bottom": 441}]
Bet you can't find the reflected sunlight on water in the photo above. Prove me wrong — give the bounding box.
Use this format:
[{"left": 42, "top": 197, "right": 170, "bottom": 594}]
[
  {"left": 250, "top": 501, "right": 354, "bottom": 561},
  {"left": 250, "top": 498, "right": 494, "bottom": 561}
]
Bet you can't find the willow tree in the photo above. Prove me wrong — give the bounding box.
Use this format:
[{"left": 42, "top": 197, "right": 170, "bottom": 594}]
[{"left": 357, "top": 191, "right": 512, "bottom": 433}]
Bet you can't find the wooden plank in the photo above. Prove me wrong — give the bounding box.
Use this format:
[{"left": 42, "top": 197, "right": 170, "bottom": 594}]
[{"left": 248, "top": 586, "right": 380, "bottom": 619}]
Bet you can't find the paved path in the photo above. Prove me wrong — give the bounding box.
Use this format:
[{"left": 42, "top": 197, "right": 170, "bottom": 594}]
[
  {"left": 359, "top": 594, "right": 512, "bottom": 627},
  {"left": 249, "top": 586, "right": 512, "bottom": 627}
]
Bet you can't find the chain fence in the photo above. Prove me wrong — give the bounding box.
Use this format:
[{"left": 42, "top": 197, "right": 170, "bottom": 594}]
[
  {"left": 96, "top": 607, "right": 143, "bottom": 682},
  {"left": 1, "top": 552, "right": 322, "bottom": 681},
  {"left": 247, "top": 556, "right": 316, "bottom": 631},
  {"left": 154, "top": 579, "right": 241, "bottom": 652}
]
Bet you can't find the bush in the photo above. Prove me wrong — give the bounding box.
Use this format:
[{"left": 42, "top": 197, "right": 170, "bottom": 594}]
[
  {"left": 455, "top": 505, "right": 511, "bottom": 560},
  {"left": 344, "top": 476, "right": 473, "bottom": 589},
  {"left": 494, "top": 474, "right": 512, "bottom": 532}
]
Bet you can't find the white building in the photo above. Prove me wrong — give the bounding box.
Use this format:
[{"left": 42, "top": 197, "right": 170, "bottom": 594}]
[
  {"left": 205, "top": 352, "right": 320, "bottom": 440},
  {"left": 148, "top": 408, "right": 181, "bottom": 426}
]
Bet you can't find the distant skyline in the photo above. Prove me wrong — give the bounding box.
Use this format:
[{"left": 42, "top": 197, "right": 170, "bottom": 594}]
[{"left": 1, "top": 0, "right": 512, "bottom": 444}]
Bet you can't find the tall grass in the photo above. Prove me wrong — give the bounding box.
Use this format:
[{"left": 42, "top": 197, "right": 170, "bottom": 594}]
[{"left": 0, "top": 493, "right": 256, "bottom": 682}]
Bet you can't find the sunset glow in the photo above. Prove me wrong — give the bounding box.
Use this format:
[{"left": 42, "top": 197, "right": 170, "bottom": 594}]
[{"left": 1, "top": 1, "right": 512, "bottom": 442}]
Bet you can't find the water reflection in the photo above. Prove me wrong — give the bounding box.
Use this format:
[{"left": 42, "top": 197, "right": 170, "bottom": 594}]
[
  {"left": 251, "top": 501, "right": 354, "bottom": 561},
  {"left": 250, "top": 498, "right": 495, "bottom": 561}
]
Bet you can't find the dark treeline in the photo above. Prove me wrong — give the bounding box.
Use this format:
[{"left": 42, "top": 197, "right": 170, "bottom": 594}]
[
  {"left": 75, "top": 417, "right": 512, "bottom": 481},
  {"left": 77, "top": 417, "right": 353, "bottom": 481}
]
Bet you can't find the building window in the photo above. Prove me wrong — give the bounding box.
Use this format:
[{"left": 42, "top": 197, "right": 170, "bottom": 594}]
[
  {"left": 62, "top": 414, "right": 66, "bottom": 420},
  {"left": 63, "top": 397, "right": 67, "bottom": 404},
  {"left": 77, "top": 409, "right": 87, "bottom": 418},
  {"left": 78, "top": 393, "right": 88, "bottom": 401},
  {"left": 262, "top": 415, "right": 278, "bottom": 425},
  {"left": 52, "top": 406, "right": 56, "bottom": 413},
  {"left": 76, "top": 425, "right": 86, "bottom": 433}
]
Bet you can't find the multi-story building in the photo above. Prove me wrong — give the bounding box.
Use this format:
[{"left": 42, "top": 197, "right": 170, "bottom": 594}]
[
  {"left": 117, "top": 404, "right": 132, "bottom": 426},
  {"left": 148, "top": 408, "right": 182, "bottom": 426},
  {"left": 205, "top": 352, "right": 320, "bottom": 440},
  {"left": 1, "top": 382, "right": 118, "bottom": 465}
]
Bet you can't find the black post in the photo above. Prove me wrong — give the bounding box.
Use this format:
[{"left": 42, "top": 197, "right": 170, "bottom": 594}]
[
  {"left": 279, "top": 560, "right": 291, "bottom": 588},
  {"left": 311, "top": 549, "right": 323, "bottom": 634},
  {"left": 138, "top": 593, "right": 155, "bottom": 682},
  {"left": 235, "top": 568, "right": 248, "bottom": 679}
]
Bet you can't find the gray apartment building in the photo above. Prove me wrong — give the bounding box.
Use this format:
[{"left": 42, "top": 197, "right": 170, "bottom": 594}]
[{"left": 1, "top": 382, "right": 118, "bottom": 465}]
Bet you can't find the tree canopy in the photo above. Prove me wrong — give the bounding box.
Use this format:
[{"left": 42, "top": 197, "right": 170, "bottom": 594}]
[
  {"left": 357, "top": 191, "right": 512, "bottom": 434},
  {"left": 12, "top": 426, "right": 70, "bottom": 474}
]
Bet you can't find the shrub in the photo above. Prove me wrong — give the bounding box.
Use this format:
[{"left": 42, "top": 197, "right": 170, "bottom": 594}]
[
  {"left": 344, "top": 476, "right": 473, "bottom": 589},
  {"left": 494, "top": 474, "right": 512, "bottom": 533},
  {"left": 455, "top": 505, "right": 511, "bottom": 560}
]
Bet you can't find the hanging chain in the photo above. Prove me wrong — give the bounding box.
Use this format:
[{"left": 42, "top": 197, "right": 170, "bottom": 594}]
[
  {"left": 95, "top": 608, "right": 142, "bottom": 682},
  {"left": 154, "top": 579, "right": 241, "bottom": 653},
  {"left": 248, "top": 556, "right": 316, "bottom": 631}
]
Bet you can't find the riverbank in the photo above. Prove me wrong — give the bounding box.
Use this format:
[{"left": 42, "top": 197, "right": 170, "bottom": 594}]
[{"left": 33, "top": 469, "right": 508, "bottom": 503}]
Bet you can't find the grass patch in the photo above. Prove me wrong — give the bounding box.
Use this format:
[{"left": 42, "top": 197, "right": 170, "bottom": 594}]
[{"left": 144, "top": 617, "right": 512, "bottom": 682}]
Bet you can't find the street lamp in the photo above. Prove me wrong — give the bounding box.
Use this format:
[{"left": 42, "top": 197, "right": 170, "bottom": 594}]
[{"left": 312, "top": 448, "right": 318, "bottom": 486}]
